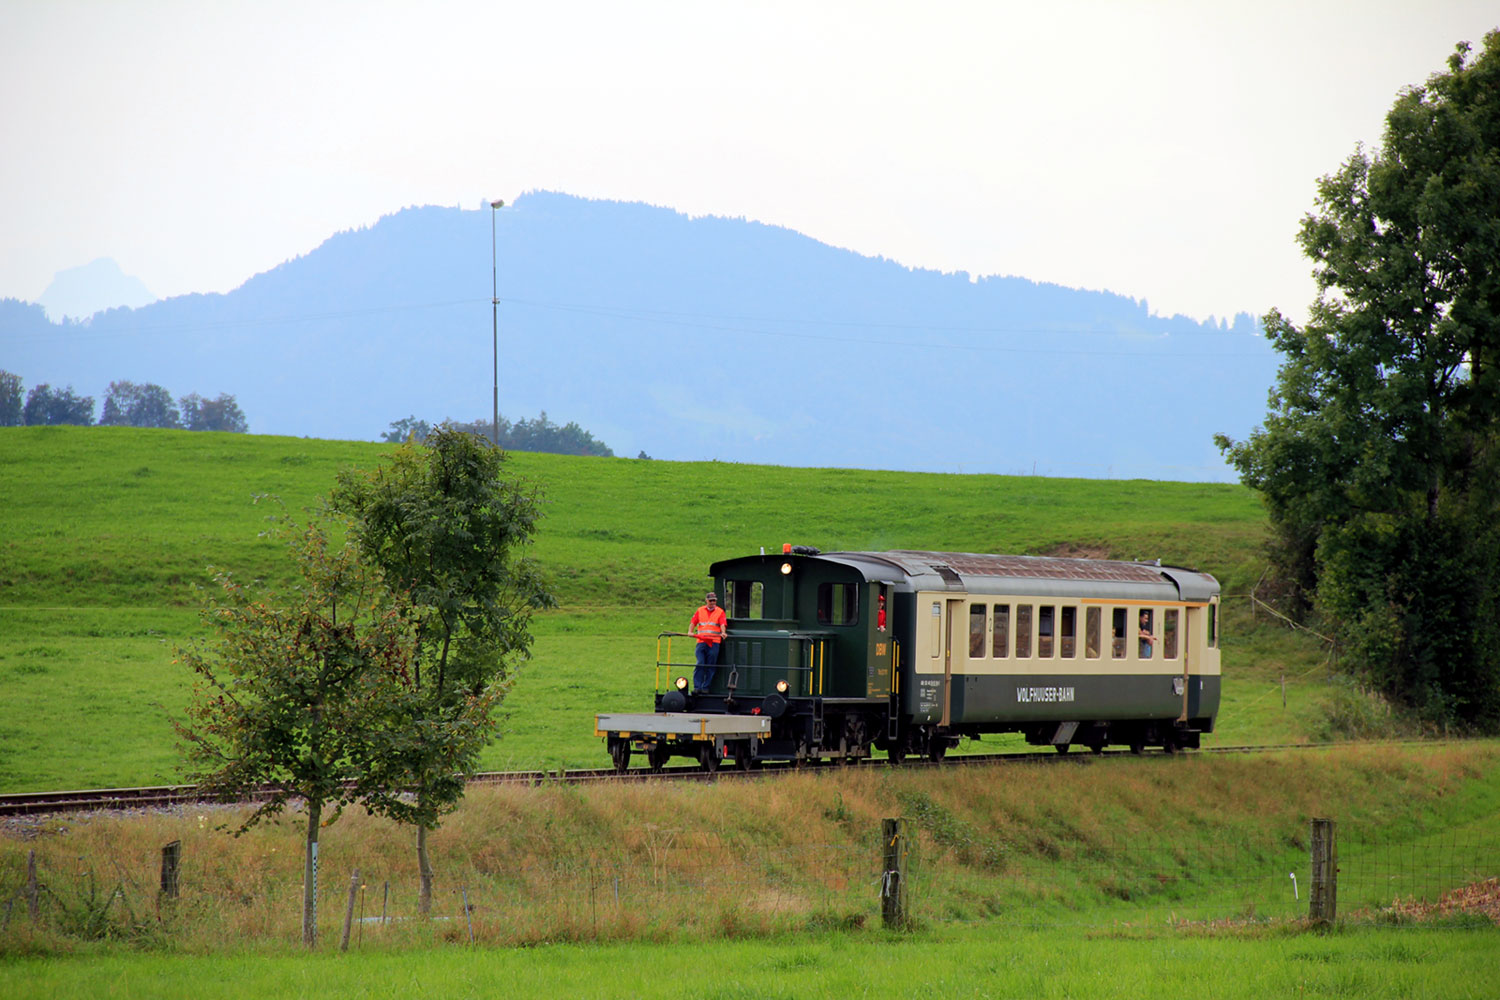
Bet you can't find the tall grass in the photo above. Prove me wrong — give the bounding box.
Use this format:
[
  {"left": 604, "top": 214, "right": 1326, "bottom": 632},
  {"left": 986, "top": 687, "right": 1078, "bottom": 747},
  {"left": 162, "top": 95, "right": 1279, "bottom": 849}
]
[{"left": 3, "top": 743, "right": 1496, "bottom": 956}]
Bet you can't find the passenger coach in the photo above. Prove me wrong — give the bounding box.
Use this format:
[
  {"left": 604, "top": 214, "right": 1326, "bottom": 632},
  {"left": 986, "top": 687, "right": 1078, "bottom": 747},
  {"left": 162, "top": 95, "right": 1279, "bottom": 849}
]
[{"left": 597, "top": 548, "right": 1221, "bottom": 770}]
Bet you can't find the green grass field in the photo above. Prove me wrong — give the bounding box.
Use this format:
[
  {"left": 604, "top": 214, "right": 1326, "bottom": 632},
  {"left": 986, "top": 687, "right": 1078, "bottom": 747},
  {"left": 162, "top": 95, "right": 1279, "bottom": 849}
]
[
  {"left": 2, "top": 427, "right": 1496, "bottom": 989},
  {"left": 0, "top": 425, "right": 1332, "bottom": 790},
  {"left": 6, "top": 923, "right": 1498, "bottom": 1000}
]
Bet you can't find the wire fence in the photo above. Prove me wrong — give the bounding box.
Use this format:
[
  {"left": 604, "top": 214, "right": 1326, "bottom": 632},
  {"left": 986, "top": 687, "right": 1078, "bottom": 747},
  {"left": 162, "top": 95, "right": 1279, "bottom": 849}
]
[{"left": 4, "top": 819, "right": 1497, "bottom": 947}]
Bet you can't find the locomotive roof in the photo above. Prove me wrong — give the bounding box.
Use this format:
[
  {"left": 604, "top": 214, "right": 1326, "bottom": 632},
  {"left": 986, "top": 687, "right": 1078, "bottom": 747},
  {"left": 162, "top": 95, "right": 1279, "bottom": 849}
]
[{"left": 719, "top": 549, "right": 1218, "bottom": 603}]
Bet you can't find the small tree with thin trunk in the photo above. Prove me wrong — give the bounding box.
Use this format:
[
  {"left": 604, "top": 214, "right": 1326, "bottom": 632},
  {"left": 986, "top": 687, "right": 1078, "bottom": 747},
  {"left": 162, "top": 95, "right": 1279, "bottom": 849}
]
[
  {"left": 175, "top": 512, "right": 416, "bottom": 947},
  {"left": 330, "top": 426, "right": 552, "bottom": 913}
]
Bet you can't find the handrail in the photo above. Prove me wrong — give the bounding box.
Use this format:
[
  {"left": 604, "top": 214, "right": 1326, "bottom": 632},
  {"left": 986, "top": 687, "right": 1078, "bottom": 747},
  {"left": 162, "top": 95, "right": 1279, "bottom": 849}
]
[{"left": 653, "top": 630, "right": 832, "bottom": 695}]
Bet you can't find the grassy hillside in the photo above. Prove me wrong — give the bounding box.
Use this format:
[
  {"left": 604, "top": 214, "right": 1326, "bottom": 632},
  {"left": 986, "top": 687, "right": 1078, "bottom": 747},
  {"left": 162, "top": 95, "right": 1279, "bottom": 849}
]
[{"left": 0, "top": 426, "right": 1331, "bottom": 791}]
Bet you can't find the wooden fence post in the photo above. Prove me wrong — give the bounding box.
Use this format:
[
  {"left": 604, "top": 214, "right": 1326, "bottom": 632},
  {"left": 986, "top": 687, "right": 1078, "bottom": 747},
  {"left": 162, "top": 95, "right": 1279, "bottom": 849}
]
[
  {"left": 881, "top": 818, "right": 909, "bottom": 930},
  {"left": 340, "top": 869, "right": 360, "bottom": 952},
  {"left": 1309, "top": 818, "right": 1337, "bottom": 924},
  {"left": 160, "top": 840, "right": 182, "bottom": 899}
]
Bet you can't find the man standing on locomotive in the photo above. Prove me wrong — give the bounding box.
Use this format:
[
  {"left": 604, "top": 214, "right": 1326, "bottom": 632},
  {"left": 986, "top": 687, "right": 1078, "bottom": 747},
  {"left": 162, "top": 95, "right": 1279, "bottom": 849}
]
[{"left": 690, "top": 591, "right": 728, "bottom": 692}]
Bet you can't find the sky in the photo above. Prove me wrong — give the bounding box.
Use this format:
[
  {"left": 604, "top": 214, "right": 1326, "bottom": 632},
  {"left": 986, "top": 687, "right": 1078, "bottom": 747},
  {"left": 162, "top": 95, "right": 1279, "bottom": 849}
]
[{"left": 2, "top": 1, "right": 1496, "bottom": 326}]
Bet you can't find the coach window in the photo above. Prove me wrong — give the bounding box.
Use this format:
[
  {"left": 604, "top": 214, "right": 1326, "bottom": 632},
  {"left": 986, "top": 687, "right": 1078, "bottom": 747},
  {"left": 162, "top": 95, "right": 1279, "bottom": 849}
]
[
  {"left": 1138, "top": 608, "right": 1156, "bottom": 659},
  {"left": 1016, "top": 605, "right": 1033, "bottom": 658},
  {"left": 1111, "top": 608, "right": 1127, "bottom": 658},
  {"left": 1060, "top": 606, "right": 1077, "bottom": 658},
  {"left": 725, "top": 580, "right": 764, "bottom": 619},
  {"left": 992, "top": 604, "right": 1010, "bottom": 658},
  {"left": 1085, "top": 607, "right": 1101, "bottom": 658},
  {"left": 969, "top": 604, "right": 987, "bottom": 657},
  {"left": 1208, "top": 600, "right": 1219, "bottom": 648},
  {"left": 931, "top": 601, "right": 942, "bottom": 657},
  {"left": 1037, "top": 606, "right": 1055, "bottom": 657},
  {"left": 1164, "top": 609, "right": 1179, "bottom": 659},
  {"left": 817, "top": 583, "right": 859, "bottom": 626}
]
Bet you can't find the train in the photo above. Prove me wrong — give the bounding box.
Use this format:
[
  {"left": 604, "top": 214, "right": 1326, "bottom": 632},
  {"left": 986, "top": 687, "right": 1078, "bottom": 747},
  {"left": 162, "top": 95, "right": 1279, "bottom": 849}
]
[{"left": 595, "top": 547, "right": 1221, "bottom": 771}]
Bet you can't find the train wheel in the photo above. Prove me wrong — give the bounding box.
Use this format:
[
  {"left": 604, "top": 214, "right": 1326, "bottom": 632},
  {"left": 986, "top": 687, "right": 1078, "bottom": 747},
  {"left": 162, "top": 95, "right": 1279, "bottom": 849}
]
[
  {"left": 699, "top": 743, "right": 720, "bottom": 773},
  {"left": 732, "top": 742, "right": 754, "bottom": 771},
  {"left": 888, "top": 744, "right": 907, "bottom": 766},
  {"left": 610, "top": 741, "right": 632, "bottom": 774},
  {"left": 648, "top": 743, "right": 671, "bottom": 773},
  {"left": 1089, "top": 742, "right": 1105, "bottom": 756},
  {"left": 927, "top": 741, "right": 947, "bottom": 763},
  {"left": 1130, "top": 741, "right": 1145, "bottom": 756},
  {"left": 1054, "top": 743, "right": 1071, "bottom": 755}
]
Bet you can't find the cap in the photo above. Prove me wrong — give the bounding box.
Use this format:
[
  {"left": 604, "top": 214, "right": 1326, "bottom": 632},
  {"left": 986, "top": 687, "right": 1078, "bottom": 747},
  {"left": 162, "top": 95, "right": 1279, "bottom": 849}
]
[{"left": 705, "top": 592, "right": 718, "bottom": 601}]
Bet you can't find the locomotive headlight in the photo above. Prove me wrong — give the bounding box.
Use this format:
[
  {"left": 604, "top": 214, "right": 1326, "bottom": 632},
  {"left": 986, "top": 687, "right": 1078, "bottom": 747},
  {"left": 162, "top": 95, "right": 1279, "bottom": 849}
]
[
  {"left": 675, "top": 676, "right": 690, "bottom": 691},
  {"left": 775, "top": 679, "right": 789, "bottom": 694},
  {"left": 780, "top": 562, "right": 793, "bottom": 575}
]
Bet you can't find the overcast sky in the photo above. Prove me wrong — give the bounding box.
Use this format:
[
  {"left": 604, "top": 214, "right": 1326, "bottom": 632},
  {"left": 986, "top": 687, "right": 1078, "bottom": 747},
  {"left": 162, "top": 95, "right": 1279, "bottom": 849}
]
[{"left": 2, "top": 1, "right": 1495, "bottom": 325}]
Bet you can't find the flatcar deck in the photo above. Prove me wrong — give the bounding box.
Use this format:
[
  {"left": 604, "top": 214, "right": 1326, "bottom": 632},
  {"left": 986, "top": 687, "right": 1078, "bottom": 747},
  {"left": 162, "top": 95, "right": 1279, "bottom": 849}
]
[{"left": 594, "top": 712, "right": 772, "bottom": 739}]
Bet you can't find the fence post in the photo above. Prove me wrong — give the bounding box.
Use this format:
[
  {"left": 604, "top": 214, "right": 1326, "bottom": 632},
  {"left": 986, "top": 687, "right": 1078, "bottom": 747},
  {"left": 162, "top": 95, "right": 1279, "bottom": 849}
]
[
  {"left": 340, "top": 869, "right": 360, "bottom": 952},
  {"left": 1309, "top": 818, "right": 1337, "bottom": 924},
  {"left": 881, "top": 818, "right": 909, "bottom": 930},
  {"left": 160, "top": 840, "right": 182, "bottom": 899}
]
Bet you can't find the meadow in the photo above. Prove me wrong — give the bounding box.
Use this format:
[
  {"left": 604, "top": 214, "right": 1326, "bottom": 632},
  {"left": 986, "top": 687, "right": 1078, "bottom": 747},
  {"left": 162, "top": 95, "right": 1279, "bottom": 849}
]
[
  {"left": 0, "top": 426, "right": 1325, "bottom": 791},
  {"left": 3, "top": 741, "right": 1497, "bottom": 985},
  {"left": 2, "top": 427, "right": 1496, "bottom": 991}
]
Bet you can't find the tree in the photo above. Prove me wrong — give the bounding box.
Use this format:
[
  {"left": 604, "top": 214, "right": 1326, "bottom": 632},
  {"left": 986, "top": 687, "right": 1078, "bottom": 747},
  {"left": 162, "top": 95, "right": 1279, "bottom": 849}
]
[
  {"left": 1217, "top": 32, "right": 1500, "bottom": 729},
  {"left": 393, "top": 411, "right": 615, "bottom": 456},
  {"left": 22, "top": 384, "right": 94, "bottom": 425},
  {"left": 100, "top": 380, "right": 181, "bottom": 428},
  {"left": 330, "top": 427, "right": 553, "bottom": 913},
  {"left": 0, "top": 370, "right": 21, "bottom": 426},
  {"left": 180, "top": 392, "right": 249, "bottom": 432},
  {"left": 380, "top": 415, "right": 433, "bottom": 444},
  {"left": 175, "top": 515, "right": 418, "bottom": 947}
]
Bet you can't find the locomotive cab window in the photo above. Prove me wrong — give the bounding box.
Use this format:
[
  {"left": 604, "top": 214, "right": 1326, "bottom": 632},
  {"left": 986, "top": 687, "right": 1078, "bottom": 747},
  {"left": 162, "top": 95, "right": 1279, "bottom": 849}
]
[
  {"left": 724, "top": 579, "right": 764, "bottom": 619},
  {"left": 817, "top": 582, "right": 859, "bottom": 626},
  {"left": 969, "top": 604, "right": 987, "bottom": 657}
]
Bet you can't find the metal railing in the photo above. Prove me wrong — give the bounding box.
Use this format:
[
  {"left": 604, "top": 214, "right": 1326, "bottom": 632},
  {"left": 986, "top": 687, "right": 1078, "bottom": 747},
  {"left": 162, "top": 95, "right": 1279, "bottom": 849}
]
[{"left": 655, "top": 631, "right": 831, "bottom": 695}]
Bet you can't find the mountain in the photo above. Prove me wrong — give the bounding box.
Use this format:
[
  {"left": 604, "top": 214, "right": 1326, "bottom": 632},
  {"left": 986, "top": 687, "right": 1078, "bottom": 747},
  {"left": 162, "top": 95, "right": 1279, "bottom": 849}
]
[
  {"left": 1, "top": 191, "right": 1278, "bottom": 480},
  {"left": 37, "top": 257, "right": 155, "bottom": 321}
]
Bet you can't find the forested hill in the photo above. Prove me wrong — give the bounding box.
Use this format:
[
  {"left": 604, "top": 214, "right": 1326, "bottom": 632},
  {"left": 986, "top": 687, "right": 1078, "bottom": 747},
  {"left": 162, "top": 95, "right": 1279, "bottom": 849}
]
[{"left": 1, "top": 192, "right": 1276, "bottom": 480}]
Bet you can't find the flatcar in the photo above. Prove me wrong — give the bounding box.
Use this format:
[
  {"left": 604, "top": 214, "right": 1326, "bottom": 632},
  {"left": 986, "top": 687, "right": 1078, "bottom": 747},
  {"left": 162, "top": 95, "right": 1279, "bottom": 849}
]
[{"left": 596, "top": 547, "right": 1220, "bottom": 771}]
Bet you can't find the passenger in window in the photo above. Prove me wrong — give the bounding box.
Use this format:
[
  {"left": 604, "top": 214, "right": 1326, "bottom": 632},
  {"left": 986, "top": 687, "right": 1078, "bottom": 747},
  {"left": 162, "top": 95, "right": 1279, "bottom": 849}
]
[{"left": 1138, "top": 610, "right": 1157, "bottom": 659}]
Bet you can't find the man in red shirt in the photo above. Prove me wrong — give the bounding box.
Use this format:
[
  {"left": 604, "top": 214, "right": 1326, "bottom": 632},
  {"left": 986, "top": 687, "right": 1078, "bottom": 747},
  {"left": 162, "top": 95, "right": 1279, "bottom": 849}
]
[{"left": 690, "top": 591, "right": 728, "bottom": 692}]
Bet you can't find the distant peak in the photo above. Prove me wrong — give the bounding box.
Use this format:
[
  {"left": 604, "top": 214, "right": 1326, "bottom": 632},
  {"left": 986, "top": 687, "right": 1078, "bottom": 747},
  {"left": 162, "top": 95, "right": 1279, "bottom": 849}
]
[{"left": 39, "top": 257, "right": 155, "bottom": 322}]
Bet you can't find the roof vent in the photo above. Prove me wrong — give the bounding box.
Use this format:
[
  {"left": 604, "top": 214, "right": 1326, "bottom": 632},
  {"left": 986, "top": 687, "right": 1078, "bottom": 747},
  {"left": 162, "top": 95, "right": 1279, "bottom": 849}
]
[{"left": 932, "top": 564, "right": 963, "bottom": 589}]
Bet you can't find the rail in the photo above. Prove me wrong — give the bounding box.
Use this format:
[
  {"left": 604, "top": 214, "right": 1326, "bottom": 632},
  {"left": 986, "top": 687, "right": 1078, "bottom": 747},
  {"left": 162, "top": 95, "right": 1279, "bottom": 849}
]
[{"left": 1, "top": 740, "right": 1462, "bottom": 819}]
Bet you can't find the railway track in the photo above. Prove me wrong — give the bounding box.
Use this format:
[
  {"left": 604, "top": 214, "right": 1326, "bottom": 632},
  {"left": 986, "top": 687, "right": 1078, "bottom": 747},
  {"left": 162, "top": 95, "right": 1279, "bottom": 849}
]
[{"left": 0, "top": 740, "right": 1438, "bottom": 819}]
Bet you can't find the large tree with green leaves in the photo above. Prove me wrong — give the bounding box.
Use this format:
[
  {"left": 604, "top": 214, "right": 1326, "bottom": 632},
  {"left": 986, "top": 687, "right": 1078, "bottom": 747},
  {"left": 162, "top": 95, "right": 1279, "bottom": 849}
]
[
  {"left": 1218, "top": 32, "right": 1500, "bottom": 729},
  {"left": 175, "top": 515, "right": 418, "bottom": 947},
  {"left": 330, "top": 427, "right": 553, "bottom": 913}
]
